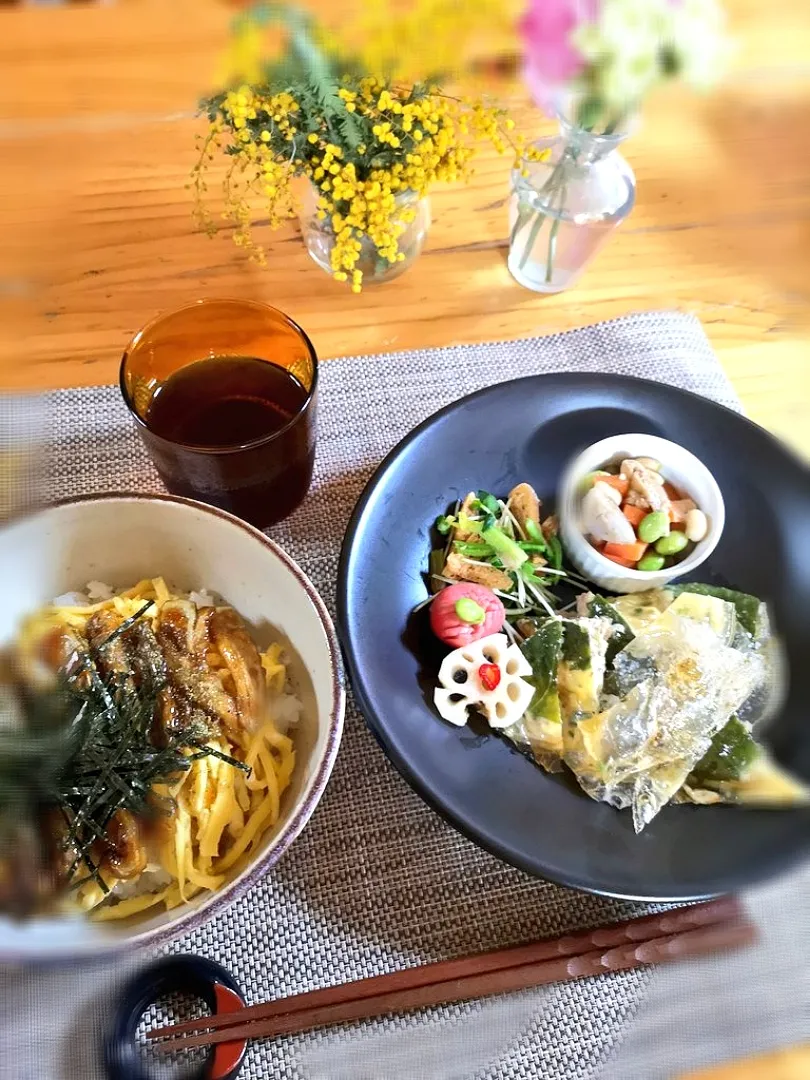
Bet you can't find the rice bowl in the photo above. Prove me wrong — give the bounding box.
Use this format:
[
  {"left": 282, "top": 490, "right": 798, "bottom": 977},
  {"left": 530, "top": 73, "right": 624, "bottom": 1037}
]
[{"left": 0, "top": 494, "right": 344, "bottom": 961}]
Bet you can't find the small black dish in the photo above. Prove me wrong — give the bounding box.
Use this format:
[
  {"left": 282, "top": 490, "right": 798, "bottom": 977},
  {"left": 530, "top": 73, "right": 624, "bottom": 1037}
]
[
  {"left": 104, "top": 954, "right": 246, "bottom": 1080},
  {"left": 337, "top": 373, "right": 810, "bottom": 901}
]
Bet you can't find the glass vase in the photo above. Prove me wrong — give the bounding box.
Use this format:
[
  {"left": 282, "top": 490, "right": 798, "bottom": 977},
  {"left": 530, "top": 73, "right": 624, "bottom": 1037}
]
[
  {"left": 508, "top": 116, "right": 635, "bottom": 294},
  {"left": 300, "top": 184, "right": 430, "bottom": 285}
]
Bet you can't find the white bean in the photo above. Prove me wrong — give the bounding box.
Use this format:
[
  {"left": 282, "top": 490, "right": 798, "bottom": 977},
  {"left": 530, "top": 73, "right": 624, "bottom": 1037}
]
[{"left": 684, "top": 508, "right": 708, "bottom": 543}]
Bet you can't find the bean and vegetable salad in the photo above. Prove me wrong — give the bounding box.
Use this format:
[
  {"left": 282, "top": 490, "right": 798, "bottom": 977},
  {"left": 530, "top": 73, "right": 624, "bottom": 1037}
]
[{"left": 579, "top": 456, "right": 709, "bottom": 572}]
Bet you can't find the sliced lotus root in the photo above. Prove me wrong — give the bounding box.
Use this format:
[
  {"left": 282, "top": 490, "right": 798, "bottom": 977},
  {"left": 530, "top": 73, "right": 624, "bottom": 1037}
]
[{"left": 434, "top": 633, "right": 534, "bottom": 729}]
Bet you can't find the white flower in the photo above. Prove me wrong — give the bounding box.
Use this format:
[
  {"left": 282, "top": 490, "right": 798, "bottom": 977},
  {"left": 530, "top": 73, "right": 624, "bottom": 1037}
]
[
  {"left": 569, "top": 0, "right": 729, "bottom": 113},
  {"left": 667, "top": 0, "right": 730, "bottom": 89}
]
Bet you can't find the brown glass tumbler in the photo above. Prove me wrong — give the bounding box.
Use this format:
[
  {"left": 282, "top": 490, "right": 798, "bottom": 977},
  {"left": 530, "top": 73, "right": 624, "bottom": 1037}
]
[{"left": 120, "top": 299, "right": 317, "bottom": 529}]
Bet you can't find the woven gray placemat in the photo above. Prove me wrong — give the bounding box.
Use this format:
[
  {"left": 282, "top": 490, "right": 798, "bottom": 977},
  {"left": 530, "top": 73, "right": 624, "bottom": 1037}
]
[{"left": 3, "top": 311, "right": 806, "bottom": 1080}]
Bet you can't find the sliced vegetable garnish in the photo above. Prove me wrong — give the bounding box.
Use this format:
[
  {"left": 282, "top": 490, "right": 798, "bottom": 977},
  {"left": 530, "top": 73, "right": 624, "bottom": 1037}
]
[
  {"left": 478, "top": 662, "right": 501, "bottom": 691},
  {"left": 457, "top": 512, "right": 483, "bottom": 535},
  {"left": 547, "top": 535, "right": 563, "bottom": 570},
  {"left": 436, "top": 514, "right": 456, "bottom": 535},
  {"left": 476, "top": 490, "right": 501, "bottom": 516},
  {"left": 453, "top": 542, "right": 495, "bottom": 557},
  {"left": 481, "top": 525, "right": 528, "bottom": 572},
  {"left": 524, "top": 518, "right": 545, "bottom": 544}
]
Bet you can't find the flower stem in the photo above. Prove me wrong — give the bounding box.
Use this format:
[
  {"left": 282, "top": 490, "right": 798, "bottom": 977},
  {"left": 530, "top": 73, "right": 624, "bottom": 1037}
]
[
  {"left": 510, "top": 201, "right": 533, "bottom": 248},
  {"left": 544, "top": 184, "right": 565, "bottom": 285},
  {"left": 518, "top": 209, "right": 546, "bottom": 272}
]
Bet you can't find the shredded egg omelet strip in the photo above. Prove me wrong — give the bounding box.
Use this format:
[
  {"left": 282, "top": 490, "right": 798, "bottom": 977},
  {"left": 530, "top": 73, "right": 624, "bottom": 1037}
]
[{"left": 25, "top": 580, "right": 296, "bottom": 921}]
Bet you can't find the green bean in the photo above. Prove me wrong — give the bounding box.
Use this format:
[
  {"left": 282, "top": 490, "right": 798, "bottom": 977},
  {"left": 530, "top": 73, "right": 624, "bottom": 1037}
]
[
  {"left": 637, "top": 510, "right": 670, "bottom": 544},
  {"left": 655, "top": 531, "right": 688, "bottom": 556},
  {"left": 637, "top": 553, "right": 666, "bottom": 572}
]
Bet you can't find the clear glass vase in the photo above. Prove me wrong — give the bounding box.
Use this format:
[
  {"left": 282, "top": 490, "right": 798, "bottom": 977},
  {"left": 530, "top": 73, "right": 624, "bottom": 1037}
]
[
  {"left": 508, "top": 116, "right": 635, "bottom": 293},
  {"left": 300, "top": 184, "right": 431, "bottom": 285}
]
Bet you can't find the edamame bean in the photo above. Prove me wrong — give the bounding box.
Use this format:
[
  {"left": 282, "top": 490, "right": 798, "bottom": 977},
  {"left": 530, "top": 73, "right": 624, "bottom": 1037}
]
[
  {"left": 655, "top": 531, "right": 688, "bottom": 556},
  {"left": 637, "top": 510, "right": 670, "bottom": 543},
  {"left": 637, "top": 553, "right": 666, "bottom": 572}
]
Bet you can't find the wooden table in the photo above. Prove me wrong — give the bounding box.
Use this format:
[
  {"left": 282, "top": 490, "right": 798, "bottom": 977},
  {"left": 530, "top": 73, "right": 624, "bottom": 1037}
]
[
  {"left": 0, "top": 3, "right": 808, "bottom": 1074},
  {"left": 1, "top": 0, "right": 809, "bottom": 459}
]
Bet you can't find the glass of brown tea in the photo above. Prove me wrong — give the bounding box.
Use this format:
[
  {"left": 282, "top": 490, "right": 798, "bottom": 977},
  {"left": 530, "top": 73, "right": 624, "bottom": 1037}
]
[{"left": 120, "top": 298, "right": 317, "bottom": 529}]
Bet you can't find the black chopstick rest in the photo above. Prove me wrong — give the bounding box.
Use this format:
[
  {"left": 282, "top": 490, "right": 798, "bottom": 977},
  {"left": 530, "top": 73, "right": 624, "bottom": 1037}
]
[{"left": 104, "top": 954, "right": 247, "bottom": 1080}]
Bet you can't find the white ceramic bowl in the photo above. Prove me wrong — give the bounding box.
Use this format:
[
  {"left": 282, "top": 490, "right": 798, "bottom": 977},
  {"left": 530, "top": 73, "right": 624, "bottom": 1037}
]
[
  {"left": 559, "top": 433, "right": 725, "bottom": 594},
  {"left": 0, "top": 494, "right": 345, "bottom": 962}
]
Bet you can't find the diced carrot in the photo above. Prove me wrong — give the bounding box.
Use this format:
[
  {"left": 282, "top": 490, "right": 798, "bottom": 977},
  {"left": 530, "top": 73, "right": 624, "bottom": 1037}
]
[
  {"left": 603, "top": 552, "right": 637, "bottom": 569},
  {"left": 590, "top": 539, "right": 606, "bottom": 552},
  {"left": 622, "top": 504, "right": 646, "bottom": 528},
  {"left": 663, "top": 481, "right": 682, "bottom": 500},
  {"left": 603, "top": 541, "right": 648, "bottom": 563},
  {"left": 598, "top": 475, "right": 630, "bottom": 498}
]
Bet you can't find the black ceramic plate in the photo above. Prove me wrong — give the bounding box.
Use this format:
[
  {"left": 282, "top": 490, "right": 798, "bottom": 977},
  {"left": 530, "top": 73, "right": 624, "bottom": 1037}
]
[{"left": 337, "top": 374, "right": 810, "bottom": 901}]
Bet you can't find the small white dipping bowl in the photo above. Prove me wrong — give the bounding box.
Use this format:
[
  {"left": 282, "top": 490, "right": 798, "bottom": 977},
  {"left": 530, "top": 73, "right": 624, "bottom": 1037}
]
[
  {"left": 0, "top": 494, "right": 345, "bottom": 963},
  {"left": 559, "top": 434, "right": 725, "bottom": 594}
]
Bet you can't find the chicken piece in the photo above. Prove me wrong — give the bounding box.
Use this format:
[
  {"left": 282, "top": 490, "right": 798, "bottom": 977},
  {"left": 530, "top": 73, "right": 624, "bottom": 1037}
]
[
  {"left": 156, "top": 601, "right": 240, "bottom": 736},
  {"left": 126, "top": 620, "right": 168, "bottom": 693},
  {"left": 193, "top": 607, "right": 215, "bottom": 655},
  {"left": 37, "top": 625, "right": 88, "bottom": 682},
  {"left": 620, "top": 458, "right": 665, "bottom": 485},
  {"left": 508, "top": 483, "right": 541, "bottom": 536},
  {"left": 443, "top": 552, "right": 513, "bottom": 592},
  {"left": 452, "top": 492, "right": 481, "bottom": 543},
  {"left": 624, "top": 488, "right": 650, "bottom": 510},
  {"left": 620, "top": 459, "right": 670, "bottom": 513},
  {"left": 156, "top": 600, "right": 196, "bottom": 655},
  {"left": 101, "top": 809, "right": 147, "bottom": 881},
  {"left": 86, "top": 609, "right": 131, "bottom": 680},
  {"left": 209, "top": 607, "right": 265, "bottom": 731}
]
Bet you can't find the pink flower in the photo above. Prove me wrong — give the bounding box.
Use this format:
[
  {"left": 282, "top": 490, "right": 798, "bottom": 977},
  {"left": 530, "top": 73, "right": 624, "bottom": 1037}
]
[{"left": 520, "top": 0, "right": 599, "bottom": 110}]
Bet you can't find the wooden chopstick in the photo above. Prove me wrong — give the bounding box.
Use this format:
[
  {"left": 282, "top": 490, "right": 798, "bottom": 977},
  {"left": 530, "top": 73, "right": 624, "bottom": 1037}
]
[
  {"left": 150, "top": 898, "right": 752, "bottom": 1052},
  {"left": 157, "top": 917, "right": 756, "bottom": 1052},
  {"left": 149, "top": 896, "right": 739, "bottom": 1043}
]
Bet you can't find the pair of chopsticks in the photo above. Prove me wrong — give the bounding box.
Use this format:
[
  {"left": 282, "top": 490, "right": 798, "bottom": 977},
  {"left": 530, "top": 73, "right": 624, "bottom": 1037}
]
[{"left": 148, "top": 896, "right": 754, "bottom": 1053}]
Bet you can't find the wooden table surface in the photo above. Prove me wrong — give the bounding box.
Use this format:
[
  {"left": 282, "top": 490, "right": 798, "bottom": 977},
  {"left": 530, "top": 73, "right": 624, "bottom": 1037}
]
[
  {"left": 1, "top": 0, "right": 809, "bottom": 461},
  {"left": 0, "top": 2, "right": 808, "bottom": 1074}
]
